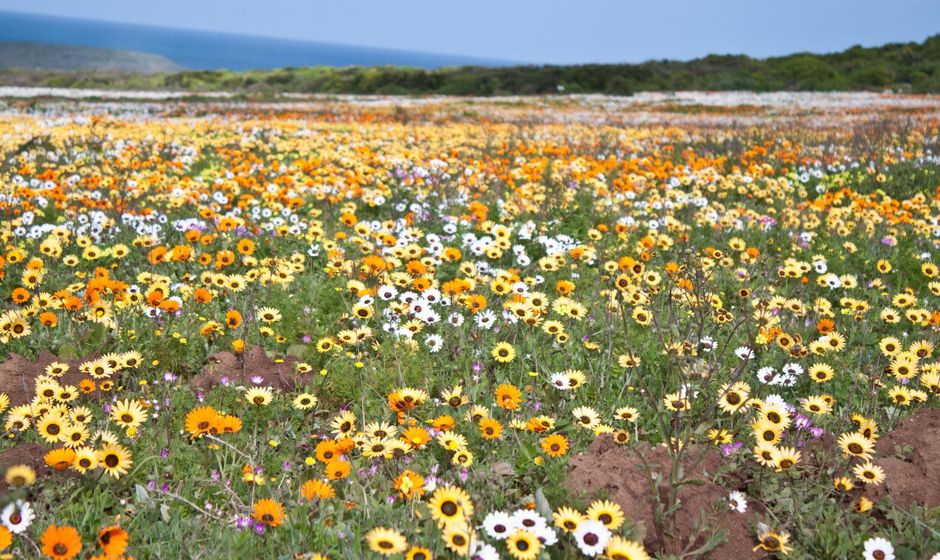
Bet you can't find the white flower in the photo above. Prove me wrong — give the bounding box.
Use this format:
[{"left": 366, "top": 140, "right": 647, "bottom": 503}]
[
  {"left": 425, "top": 334, "right": 443, "bottom": 353},
  {"left": 534, "top": 524, "right": 558, "bottom": 546},
  {"left": 1, "top": 500, "right": 34, "bottom": 534},
  {"left": 699, "top": 336, "right": 716, "bottom": 352},
  {"left": 727, "top": 491, "right": 747, "bottom": 513},
  {"left": 468, "top": 541, "right": 500, "bottom": 560},
  {"left": 757, "top": 366, "right": 777, "bottom": 385},
  {"left": 572, "top": 519, "right": 611, "bottom": 557},
  {"left": 377, "top": 285, "right": 397, "bottom": 301},
  {"left": 550, "top": 372, "right": 572, "bottom": 391},
  {"left": 511, "top": 509, "right": 548, "bottom": 532},
  {"left": 475, "top": 310, "right": 497, "bottom": 330},
  {"left": 481, "top": 510, "right": 516, "bottom": 540},
  {"left": 735, "top": 346, "right": 754, "bottom": 360},
  {"left": 863, "top": 537, "right": 894, "bottom": 560}
]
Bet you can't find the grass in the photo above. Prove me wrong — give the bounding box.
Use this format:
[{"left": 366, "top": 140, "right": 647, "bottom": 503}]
[{"left": 0, "top": 97, "right": 938, "bottom": 559}]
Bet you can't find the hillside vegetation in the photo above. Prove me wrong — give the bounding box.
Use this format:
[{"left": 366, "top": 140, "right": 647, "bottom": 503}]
[
  {"left": 0, "top": 42, "right": 184, "bottom": 74},
  {"left": 0, "top": 34, "right": 937, "bottom": 94}
]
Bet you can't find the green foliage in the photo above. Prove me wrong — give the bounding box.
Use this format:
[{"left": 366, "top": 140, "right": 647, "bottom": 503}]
[{"left": 2, "top": 35, "right": 939, "bottom": 94}]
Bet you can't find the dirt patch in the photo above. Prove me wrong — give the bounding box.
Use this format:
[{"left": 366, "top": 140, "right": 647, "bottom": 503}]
[
  {"left": 0, "top": 443, "right": 48, "bottom": 490},
  {"left": 0, "top": 352, "right": 108, "bottom": 407},
  {"left": 192, "top": 345, "right": 311, "bottom": 392},
  {"left": 869, "top": 408, "right": 940, "bottom": 509},
  {"left": 565, "top": 437, "right": 762, "bottom": 558}
]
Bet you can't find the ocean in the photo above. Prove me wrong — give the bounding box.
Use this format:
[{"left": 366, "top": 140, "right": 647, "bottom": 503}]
[{"left": 0, "top": 10, "right": 509, "bottom": 70}]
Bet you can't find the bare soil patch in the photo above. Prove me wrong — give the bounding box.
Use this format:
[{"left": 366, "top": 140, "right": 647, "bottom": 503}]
[
  {"left": 0, "top": 443, "right": 47, "bottom": 490},
  {"left": 192, "top": 345, "right": 311, "bottom": 392},
  {"left": 0, "top": 352, "right": 107, "bottom": 407},
  {"left": 870, "top": 408, "right": 940, "bottom": 509},
  {"left": 565, "top": 436, "right": 762, "bottom": 558}
]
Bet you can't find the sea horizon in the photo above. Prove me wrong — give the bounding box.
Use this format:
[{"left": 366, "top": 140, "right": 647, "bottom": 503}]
[{"left": 0, "top": 10, "right": 515, "bottom": 71}]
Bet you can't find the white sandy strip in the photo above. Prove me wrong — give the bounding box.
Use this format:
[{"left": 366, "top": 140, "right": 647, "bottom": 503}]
[
  {"left": 1, "top": 87, "right": 939, "bottom": 110},
  {"left": 0, "top": 87, "right": 233, "bottom": 100}
]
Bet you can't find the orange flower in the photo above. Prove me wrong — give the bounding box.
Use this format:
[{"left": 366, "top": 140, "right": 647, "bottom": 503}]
[
  {"left": 300, "top": 479, "right": 335, "bottom": 501},
  {"left": 340, "top": 212, "right": 358, "bottom": 227},
  {"left": 335, "top": 437, "right": 357, "bottom": 455},
  {"left": 171, "top": 244, "right": 192, "bottom": 262},
  {"left": 464, "top": 294, "right": 487, "bottom": 313},
  {"left": 817, "top": 319, "right": 835, "bottom": 334},
  {"left": 96, "top": 526, "right": 128, "bottom": 558},
  {"left": 225, "top": 310, "right": 242, "bottom": 329},
  {"left": 315, "top": 440, "right": 340, "bottom": 463},
  {"left": 159, "top": 299, "right": 180, "bottom": 314},
  {"left": 556, "top": 280, "right": 575, "bottom": 294},
  {"left": 431, "top": 415, "right": 456, "bottom": 432},
  {"left": 495, "top": 384, "right": 522, "bottom": 410},
  {"left": 41, "top": 525, "right": 82, "bottom": 560},
  {"left": 185, "top": 406, "right": 219, "bottom": 438},
  {"left": 540, "top": 434, "right": 569, "bottom": 458},
  {"left": 39, "top": 311, "right": 58, "bottom": 327},
  {"left": 251, "top": 498, "right": 285, "bottom": 527},
  {"left": 11, "top": 287, "right": 30, "bottom": 305},
  {"left": 148, "top": 246, "right": 167, "bottom": 265},
  {"left": 236, "top": 239, "right": 255, "bottom": 255},
  {"left": 361, "top": 255, "right": 387, "bottom": 275},
  {"left": 146, "top": 288, "right": 165, "bottom": 307},
  {"left": 443, "top": 247, "right": 462, "bottom": 261},
  {"left": 45, "top": 448, "right": 76, "bottom": 471},
  {"left": 406, "top": 260, "right": 427, "bottom": 275},
  {"left": 394, "top": 470, "right": 426, "bottom": 499},
  {"left": 479, "top": 418, "right": 503, "bottom": 440},
  {"left": 215, "top": 250, "right": 235, "bottom": 269},
  {"left": 325, "top": 459, "right": 351, "bottom": 481},
  {"left": 194, "top": 287, "right": 213, "bottom": 304},
  {"left": 401, "top": 426, "right": 431, "bottom": 449},
  {"left": 216, "top": 415, "right": 242, "bottom": 434},
  {"left": 0, "top": 526, "right": 11, "bottom": 552}
]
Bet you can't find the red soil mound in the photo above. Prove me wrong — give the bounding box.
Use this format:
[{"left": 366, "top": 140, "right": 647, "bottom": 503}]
[
  {"left": 870, "top": 408, "right": 940, "bottom": 509},
  {"left": 192, "top": 345, "right": 312, "bottom": 392},
  {"left": 0, "top": 352, "right": 108, "bottom": 407},
  {"left": 0, "top": 443, "right": 47, "bottom": 490},
  {"left": 565, "top": 436, "right": 762, "bottom": 558}
]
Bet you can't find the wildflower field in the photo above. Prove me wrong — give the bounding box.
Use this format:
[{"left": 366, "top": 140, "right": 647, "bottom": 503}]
[{"left": 2, "top": 92, "right": 940, "bottom": 559}]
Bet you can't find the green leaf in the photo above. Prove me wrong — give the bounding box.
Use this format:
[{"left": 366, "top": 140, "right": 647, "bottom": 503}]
[
  {"left": 58, "top": 342, "right": 79, "bottom": 360},
  {"left": 286, "top": 344, "right": 307, "bottom": 357},
  {"left": 534, "top": 487, "right": 552, "bottom": 519}
]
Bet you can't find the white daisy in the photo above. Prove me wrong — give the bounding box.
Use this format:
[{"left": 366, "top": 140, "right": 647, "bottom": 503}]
[
  {"left": 481, "top": 510, "right": 516, "bottom": 540},
  {"left": 728, "top": 491, "right": 747, "bottom": 513},
  {"left": 468, "top": 541, "right": 499, "bottom": 560},
  {"left": 863, "top": 537, "right": 894, "bottom": 560},
  {"left": 1, "top": 500, "right": 34, "bottom": 534},
  {"left": 511, "top": 509, "right": 548, "bottom": 532},
  {"left": 573, "top": 519, "right": 611, "bottom": 557}
]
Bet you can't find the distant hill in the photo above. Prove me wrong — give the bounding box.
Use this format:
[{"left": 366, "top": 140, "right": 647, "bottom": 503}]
[
  {"left": 0, "top": 42, "right": 184, "bottom": 73},
  {"left": 0, "top": 34, "right": 937, "bottom": 95},
  {"left": 0, "top": 11, "right": 511, "bottom": 71}
]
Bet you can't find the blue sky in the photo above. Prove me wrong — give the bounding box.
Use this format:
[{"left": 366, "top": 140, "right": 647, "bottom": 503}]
[{"left": 2, "top": 0, "right": 938, "bottom": 64}]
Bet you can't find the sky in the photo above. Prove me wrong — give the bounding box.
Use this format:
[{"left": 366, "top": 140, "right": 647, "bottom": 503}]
[{"left": 2, "top": 0, "right": 938, "bottom": 64}]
